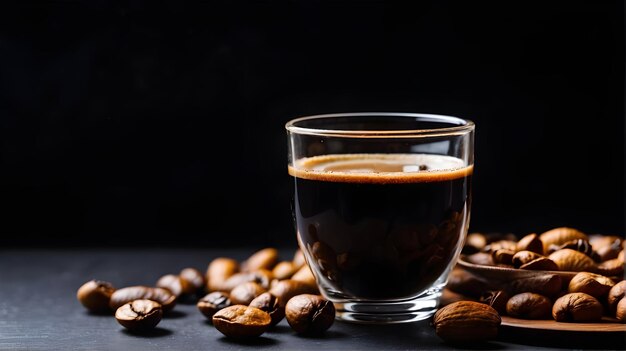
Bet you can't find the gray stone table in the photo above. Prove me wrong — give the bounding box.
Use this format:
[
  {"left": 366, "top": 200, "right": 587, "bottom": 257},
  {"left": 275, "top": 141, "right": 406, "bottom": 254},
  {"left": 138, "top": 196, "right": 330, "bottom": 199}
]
[{"left": 1, "top": 248, "right": 624, "bottom": 351}]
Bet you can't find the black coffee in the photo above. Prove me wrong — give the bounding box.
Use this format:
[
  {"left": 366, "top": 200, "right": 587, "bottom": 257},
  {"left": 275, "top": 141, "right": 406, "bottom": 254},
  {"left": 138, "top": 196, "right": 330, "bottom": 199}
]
[{"left": 289, "top": 153, "right": 472, "bottom": 300}]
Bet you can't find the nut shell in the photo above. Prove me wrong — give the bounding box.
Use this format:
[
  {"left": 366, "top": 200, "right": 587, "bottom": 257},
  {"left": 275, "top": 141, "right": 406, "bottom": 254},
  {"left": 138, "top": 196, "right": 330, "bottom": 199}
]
[
  {"left": 548, "top": 249, "right": 596, "bottom": 272},
  {"left": 552, "top": 292, "right": 603, "bottom": 322},
  {"left": 539, "top": 227, "right": 588, "bottom": 254},
  {"left": 432, "top": 301, "right": 501, "bottom": 343},
  {"left": 567, "top": 272, "right": 615, "bottom": 299}
]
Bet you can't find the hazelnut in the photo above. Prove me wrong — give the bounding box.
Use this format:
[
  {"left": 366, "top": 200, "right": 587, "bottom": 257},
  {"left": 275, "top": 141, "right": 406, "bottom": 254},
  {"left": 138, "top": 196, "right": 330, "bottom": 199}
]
[
  {"left": 506, "top": 292, "right": 552, "bottom": 319},
  {"left": 552, "top": 292, "right": 603, "bottom": 322},
  {"left": 548, "top": 249, "right": 596, "bottom": 272},
  {"left": 539, "top": 227, "right": 588, "bottom": 254}
]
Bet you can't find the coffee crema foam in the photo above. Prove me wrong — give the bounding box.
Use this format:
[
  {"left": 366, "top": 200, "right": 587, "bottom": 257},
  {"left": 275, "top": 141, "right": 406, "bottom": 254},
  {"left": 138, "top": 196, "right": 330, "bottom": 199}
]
[{"left": 288, "top": 153, "right": 473, "bottom": 184}]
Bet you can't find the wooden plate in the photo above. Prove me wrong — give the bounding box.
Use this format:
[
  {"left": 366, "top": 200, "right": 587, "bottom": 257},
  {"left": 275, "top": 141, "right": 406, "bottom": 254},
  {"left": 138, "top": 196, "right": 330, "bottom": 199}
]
[
  {"left": 501, "top": 316, "right": 626, "bottom": 333},
  {"left": 456, "top": 255, "right": 578, "bottom": 283}
]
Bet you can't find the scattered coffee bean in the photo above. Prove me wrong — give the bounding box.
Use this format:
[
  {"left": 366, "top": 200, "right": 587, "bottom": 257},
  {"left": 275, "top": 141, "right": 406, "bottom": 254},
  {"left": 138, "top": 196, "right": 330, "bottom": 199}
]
[
  {"left": 180, "top": 267, "right": 206, "bottom": 295},
  {"left": 156, "top": 274, "right": 183, "bottom": 298},
  {"left": 76, "top": 279, "right": 116, "bottom": 313},
  {"left": 197, "top": 291, "right": 231, "bottom": 320},
  {"left": 249, "top": 292, "right": 284, "bottom": 326},
  {"left": 229, "top": 282, "right": 266, "bottom": 305},
  {"left": 109, "top": 286, "right": 176, "bottom": 312},
  {"left": 285, "top": 294, "right": 335, "bottom": 335},
  {"left": 269, "top": 279, "right": 319, "bottom": 307},
  {"left": 115, "top": 299, "right": 163, "bottom": 331},
  {"left": 212, "top": 305, "right": 272, "bottom": 338}
]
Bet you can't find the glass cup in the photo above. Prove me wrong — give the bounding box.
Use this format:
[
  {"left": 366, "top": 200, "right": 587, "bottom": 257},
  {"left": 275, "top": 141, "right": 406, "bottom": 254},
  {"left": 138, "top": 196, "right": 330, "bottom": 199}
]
[{"left": 285, "top": 112, "right": 475, "bottom": 324}]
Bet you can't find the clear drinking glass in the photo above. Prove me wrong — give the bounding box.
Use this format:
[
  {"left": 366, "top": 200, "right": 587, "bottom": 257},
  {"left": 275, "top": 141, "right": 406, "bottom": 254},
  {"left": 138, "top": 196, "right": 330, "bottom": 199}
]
[{"left": 285, "top": 112, "right": 475, "bottom": 324}]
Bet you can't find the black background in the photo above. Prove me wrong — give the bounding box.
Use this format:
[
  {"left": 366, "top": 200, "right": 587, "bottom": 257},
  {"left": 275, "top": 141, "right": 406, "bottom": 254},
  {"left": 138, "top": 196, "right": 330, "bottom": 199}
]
[{"left": 1, "top": 1, "right": 623, "bottom": 248}]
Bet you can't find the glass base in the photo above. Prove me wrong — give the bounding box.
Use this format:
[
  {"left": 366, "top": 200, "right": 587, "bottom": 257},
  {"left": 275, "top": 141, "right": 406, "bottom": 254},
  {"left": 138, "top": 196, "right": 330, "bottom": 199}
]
[{"left": 331, "top": 290, "right": 442, "bottom": 324}]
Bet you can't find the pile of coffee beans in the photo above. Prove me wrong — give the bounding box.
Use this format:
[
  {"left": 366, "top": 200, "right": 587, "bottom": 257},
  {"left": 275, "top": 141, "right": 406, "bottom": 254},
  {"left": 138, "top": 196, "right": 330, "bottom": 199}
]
[{"left": 76, "top": 247, "right": 335, "bottom": 338}]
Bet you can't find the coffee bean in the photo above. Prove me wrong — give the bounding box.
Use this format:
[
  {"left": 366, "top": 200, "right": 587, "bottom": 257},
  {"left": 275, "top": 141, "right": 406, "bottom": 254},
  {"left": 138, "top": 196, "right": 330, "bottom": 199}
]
[
  {"left": 249, "top": 292, "right": 284, "bottom": 326},
  {"left": 109, "top": 286, "right": 176, "bottom": 312},
  {"left": 269, "top": 279, "right": 319, "bottom": 308},
  {"left": 197, "top": 291, "right": 231, "bottom": 320},
  {"left": 115, "top": 299, "right": 163, "bottom": 331},
  {"left": 156, "top": 274, "right": 183, "bottom": 298},
  {"left": 212, "top": 305, "right": 271, "bottom": 338},
  {"left": 229, "top": 282, "right": 266, "bottom": 305},
  {"left": 76, "top": 279, "right": 116, "bottom": 313},
  {"left": 216, "top": 270, "right": 273, "bottom": 292},
  {"left": 285, "top": 294, "right": 335, "bottom": 335},
  {"left": 206, "top": 257, "right": 240, "bottom": 292},
  {"left": 241, "top": 248, "right": 279, "bottom": 272},
  {"left": 272, "top": 261, "right": 297, "bottom": 280},
  {"left": 179, "top": 267, "right": 206, "bottom": 295}
]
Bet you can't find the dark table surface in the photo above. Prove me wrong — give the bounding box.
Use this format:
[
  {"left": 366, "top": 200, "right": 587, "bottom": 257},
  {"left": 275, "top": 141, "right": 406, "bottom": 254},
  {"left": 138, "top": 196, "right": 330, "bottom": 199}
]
[{"left": 1, "top": 247, "right": 624, "bottom": 351}]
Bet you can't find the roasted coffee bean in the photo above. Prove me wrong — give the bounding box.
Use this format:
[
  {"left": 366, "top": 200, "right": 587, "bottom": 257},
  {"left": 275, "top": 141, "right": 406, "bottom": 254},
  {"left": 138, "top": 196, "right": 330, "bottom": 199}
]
[
  {"left": 249, "top": 292, "right": 284, "bottom": 326},
  {"left": 206, "top": 257, "right": 239, "bottom": 292},
  {"left": 156, "top": 274, "right": 183, "bottom": 298},
  {"left": 290, "top": 266, "right": 318, "bottom": 290},
  {"left": 109, "top": 286, "right": 176, "bottom": 312},
  {"left": 269, "top": 279, "right": 319, "bottom": 307},
  {"left": 76, "top": 279, "right": 116, "bottom": 313},
  {"left": 272, "top": 261, "right": 297, "bottom": 280},
  {"left": 229, "top": 282, "right": 266, "bottom": 305},
  {"left": 292, "top": 249, "right": 306, "bottom": 269},
  {"left": 212, "top": 305, "right": 272, "bottom": 338},
  {"left": 197, "top": 291, "right": 231, "bottom": 320},
  {"left": 547, "top": 239, "right": 594, "bottom": 257},
  {"left": 180, "top": 267, "right": 206, "bottom": 295},
  {"left": 216, "top": 269, "right": 274, "bottom": 292},
  {"left": 115, "top": 299, "right": 163, "bottom": 331},
  {"left": 285, "top": 294, "right": 335, "bottom": 335},
  {"left": 241, "top": 248, "right": 279, "bottom": 272}
]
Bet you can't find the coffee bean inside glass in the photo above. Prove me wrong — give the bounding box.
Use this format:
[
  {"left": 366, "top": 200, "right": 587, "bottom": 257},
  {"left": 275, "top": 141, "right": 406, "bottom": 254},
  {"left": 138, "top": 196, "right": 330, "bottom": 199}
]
[{"left": 286, "top": 113, "right": 474, "bottom": 324}]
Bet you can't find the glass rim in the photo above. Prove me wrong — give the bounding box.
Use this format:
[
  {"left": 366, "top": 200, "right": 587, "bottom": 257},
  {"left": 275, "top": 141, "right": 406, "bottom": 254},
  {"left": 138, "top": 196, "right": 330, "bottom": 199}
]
[{"left": 285, "top": 112, "right": 475, "bottom": 138}]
